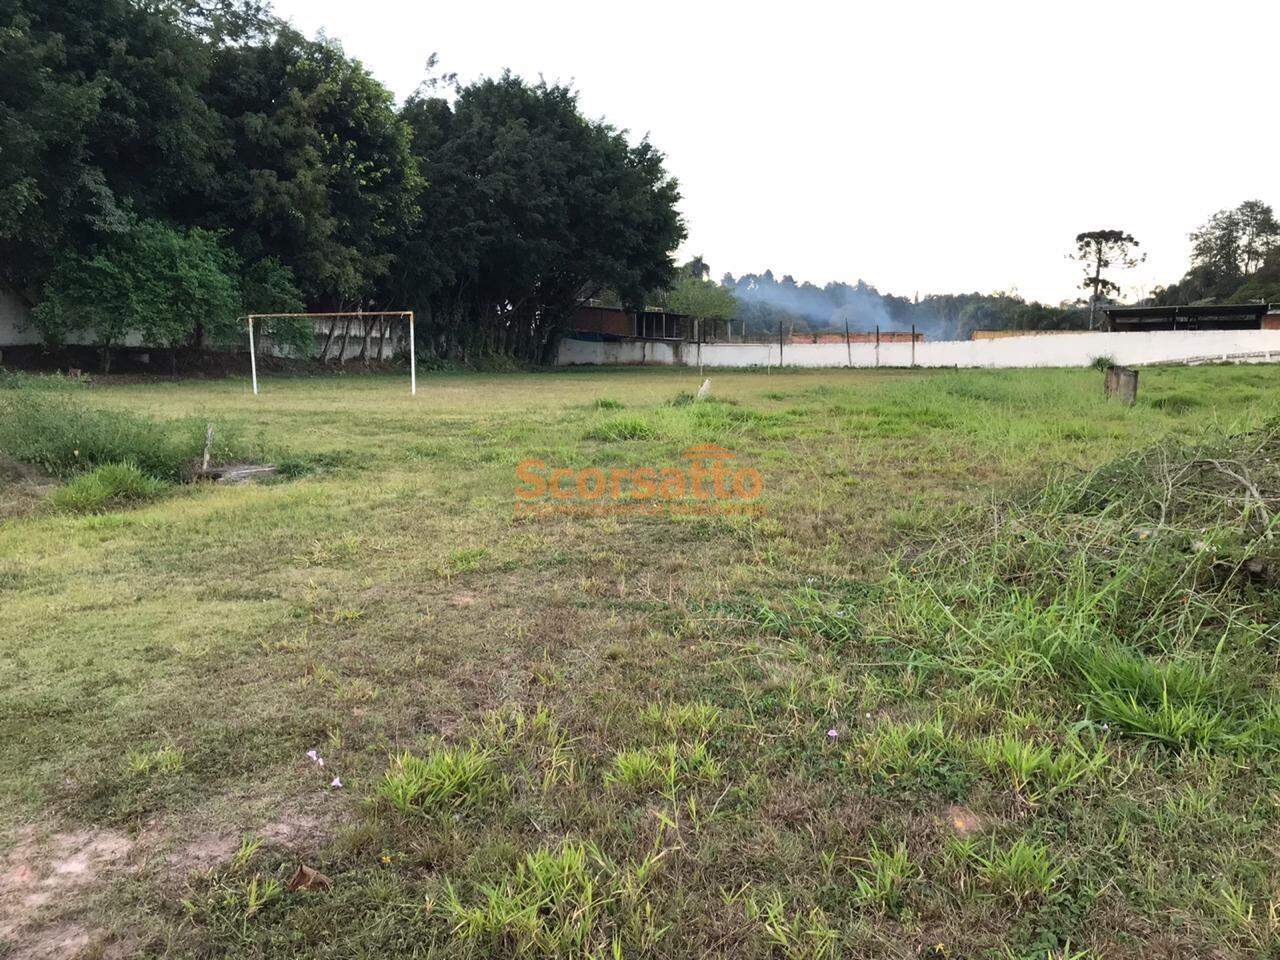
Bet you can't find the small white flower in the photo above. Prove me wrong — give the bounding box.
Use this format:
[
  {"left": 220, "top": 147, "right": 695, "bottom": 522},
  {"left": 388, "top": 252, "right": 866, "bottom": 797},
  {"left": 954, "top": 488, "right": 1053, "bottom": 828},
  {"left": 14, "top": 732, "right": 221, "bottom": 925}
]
[
  {"left": 330, "top": 776, "right": 342, "bottom": 788},
  {"left": 306, "top": 749, "right": 324, "bottom": 766}
]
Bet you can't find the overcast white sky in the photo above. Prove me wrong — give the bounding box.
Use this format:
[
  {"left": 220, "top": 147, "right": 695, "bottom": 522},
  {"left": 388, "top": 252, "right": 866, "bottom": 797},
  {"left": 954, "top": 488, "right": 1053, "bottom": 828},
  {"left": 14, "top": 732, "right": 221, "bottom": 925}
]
[{"left": 273, "top": 0, "right": 1278, "bottom": 305}]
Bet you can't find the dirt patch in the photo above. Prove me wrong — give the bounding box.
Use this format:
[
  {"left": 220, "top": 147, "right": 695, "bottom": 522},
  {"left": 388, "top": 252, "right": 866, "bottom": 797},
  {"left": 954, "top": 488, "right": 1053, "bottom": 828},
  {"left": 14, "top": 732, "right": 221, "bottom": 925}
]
[
  {"left": 166, "top": 808, "right": 331, "bottom": 876},
  {"left": 0, "top": 453, "right": 57, "bottom": 521},
  {"left": 0, "top": 826, "right": 134, "bottom": 959},
  {"left": 170, "top": 834, "right": 239, "bottom": 874},
  {"left": 0, "top": 453, "right": 50, "bottom": 485}
]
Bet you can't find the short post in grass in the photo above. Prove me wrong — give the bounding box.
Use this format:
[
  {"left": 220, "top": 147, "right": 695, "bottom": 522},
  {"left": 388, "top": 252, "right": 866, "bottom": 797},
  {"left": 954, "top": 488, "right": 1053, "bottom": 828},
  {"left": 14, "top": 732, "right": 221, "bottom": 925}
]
[
  {"left": 696, "top": 317, "right": 702, "bottom": 376},
  {"left": 911, "top": 324, "right": 917, "bottom": 367},
  {"left": 875, "top": 325, "right": 880, "bottom": 367},
  {"left": 844, "top": 317, "right": 852, "bottom": 368},
  {"left": 1104, "top": 364, "right": 1138, "bottom": 405},
  {"left": 778, "top": 321, "right": 784, "bottom": 369},
  {"left": 201, "top": 424, "right": 214, "bottom": 473}
]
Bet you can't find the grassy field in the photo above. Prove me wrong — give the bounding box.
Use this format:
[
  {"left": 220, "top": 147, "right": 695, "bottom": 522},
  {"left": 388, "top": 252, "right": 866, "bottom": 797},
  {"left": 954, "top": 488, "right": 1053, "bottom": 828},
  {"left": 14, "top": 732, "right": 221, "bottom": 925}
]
[{"left": 2, "top": 364, "right": 1279, "bottom": 958}]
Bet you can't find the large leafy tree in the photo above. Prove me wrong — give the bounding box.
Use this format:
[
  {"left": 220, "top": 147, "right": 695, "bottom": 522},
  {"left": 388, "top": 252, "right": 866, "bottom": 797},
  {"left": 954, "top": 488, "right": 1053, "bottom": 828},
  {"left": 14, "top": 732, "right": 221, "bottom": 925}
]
[
  {"left": 1154, "top": 200, "right": 1280, "bottom": 305},
  {"left": 192, "top": 26, "right": 421, "bottom": 308},
  {"left": 0, "top": 0, "right": 219, "bottom": 300},
  {"left": 396, "top": 74, "right": 684, "bottom": 363},
  {"left": 1191, "top": 200, "right": 1280, "bottom": 279}
]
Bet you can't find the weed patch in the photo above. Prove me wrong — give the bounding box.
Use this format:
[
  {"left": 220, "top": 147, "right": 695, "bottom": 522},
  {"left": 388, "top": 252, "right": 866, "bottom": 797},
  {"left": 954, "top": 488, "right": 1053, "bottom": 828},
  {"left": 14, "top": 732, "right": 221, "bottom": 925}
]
[
  {"left": 583, "top": 414, "right": 658, "bottom": 441},
  {"left": 50, "top": 461, "right": 169, "bottom": 513},
  {"left": 375, "top": 747, "right": 498, "bottom": 816},
  {"left": 439, "top": 842, "right": 669, "bottom": 956},
  {"left": 0, "top": 390, "right": 250, "bottom": 479}
]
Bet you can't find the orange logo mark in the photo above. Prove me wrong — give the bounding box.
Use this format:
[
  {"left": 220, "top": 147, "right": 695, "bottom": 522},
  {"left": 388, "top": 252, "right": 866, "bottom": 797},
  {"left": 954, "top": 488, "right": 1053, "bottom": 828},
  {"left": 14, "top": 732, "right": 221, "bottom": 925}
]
[{"left": 514, "top": 445, "right": 764, "bottom": 517}]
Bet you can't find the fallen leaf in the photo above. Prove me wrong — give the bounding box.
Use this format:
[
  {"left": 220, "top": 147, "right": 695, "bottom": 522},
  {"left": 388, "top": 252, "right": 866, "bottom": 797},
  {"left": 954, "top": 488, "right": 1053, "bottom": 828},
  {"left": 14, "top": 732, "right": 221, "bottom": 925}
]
[{"left": 287, "top": 864, "right": 333, "bottom": 893}]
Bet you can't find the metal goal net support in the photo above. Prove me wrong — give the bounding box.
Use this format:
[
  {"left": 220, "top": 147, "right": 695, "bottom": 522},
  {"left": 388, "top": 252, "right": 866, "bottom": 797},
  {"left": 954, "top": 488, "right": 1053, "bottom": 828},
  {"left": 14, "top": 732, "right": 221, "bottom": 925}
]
[{"left": 243, "top": 311, "right": 416, "bottom": 395}]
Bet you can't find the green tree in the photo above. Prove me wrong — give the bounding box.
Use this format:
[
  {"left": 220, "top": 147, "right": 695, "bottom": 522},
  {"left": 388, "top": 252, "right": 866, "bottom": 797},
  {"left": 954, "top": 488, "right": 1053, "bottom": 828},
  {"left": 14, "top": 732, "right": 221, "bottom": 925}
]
[
  {"left": 1228, "top": 248, "right": 1280, "bottom": 305},
  {"left": 1070, "top": 230, "right": 1144, "bottom": 328},
  {"left": 31, "top": 219, "right": 242, "bottom": 371},
  {"left": 1190, "top": 200, "right": 1279, "bottom": 281},
  {"left": 665, "top": 273, "right": 737, "bottom": 337},
  {"left": 395, "top": 74, "right": 684, "bottom": 363},
  {"left": 1154, "top": 200, "right": 1280, "bottom": 305},
  {"left": 0, "top": 0, "right": 219, "bottom": 299},
  {"left": 197, "top": 26, "right": 421, "bottom": 308}
]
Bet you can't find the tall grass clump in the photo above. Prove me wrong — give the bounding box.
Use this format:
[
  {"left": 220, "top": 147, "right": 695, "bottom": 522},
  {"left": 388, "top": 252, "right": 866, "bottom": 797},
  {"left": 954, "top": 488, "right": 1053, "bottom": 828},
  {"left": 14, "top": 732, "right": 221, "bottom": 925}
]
[
  {"left": 0, "top": 390, "right": 247, "bottom": 480},
  {"left": 583, "top": 414, "right": 657, "bottom": 441},
  {"left": 875, "top": 424, "right": 1280, "bottom": 755},
  {"left": 439, "top": 842, "right": 668, "bottom": 955},
  {"left": 375, "top": 746, "right": 498, "bottom": 816},
  {"left": 50, "top": 461, "right": 169, "bottom": 514}
]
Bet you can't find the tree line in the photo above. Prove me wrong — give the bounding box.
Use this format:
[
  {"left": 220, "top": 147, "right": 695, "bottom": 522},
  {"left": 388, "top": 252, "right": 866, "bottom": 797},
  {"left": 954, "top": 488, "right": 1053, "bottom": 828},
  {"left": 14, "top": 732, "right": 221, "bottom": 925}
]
[
  {"left": 0, "top": 0, "right": 685, "bottom": 368},
  {"left": 670, "top": 199, "right": 1280, "bottom": 344},
  {"left": 1152, "top": 200, "right": 1280, "bottom": 307},
  {"left": 665, "top": 268, "right": 1084, "bottom": 342}
]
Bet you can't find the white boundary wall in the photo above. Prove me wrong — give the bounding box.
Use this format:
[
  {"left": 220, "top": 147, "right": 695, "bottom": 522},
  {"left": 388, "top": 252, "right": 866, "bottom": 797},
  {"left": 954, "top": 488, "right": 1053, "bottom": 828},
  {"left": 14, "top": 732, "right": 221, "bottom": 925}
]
[
  {"left": 558, "top": 330, "right": 1280, "bottom": 369},
  {"left": 557, "top": 337, "right": 681, "bottom": 365},
  {"left": 0, "top": 287, "right": 33, "bottom": 347}
]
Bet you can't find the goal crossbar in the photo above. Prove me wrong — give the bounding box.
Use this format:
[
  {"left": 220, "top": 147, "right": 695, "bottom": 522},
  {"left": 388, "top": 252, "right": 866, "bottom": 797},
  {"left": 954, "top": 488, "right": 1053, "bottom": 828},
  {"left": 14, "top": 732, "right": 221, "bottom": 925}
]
[{"left": 242, "top": 311, "right": 416, "bottom": 396}]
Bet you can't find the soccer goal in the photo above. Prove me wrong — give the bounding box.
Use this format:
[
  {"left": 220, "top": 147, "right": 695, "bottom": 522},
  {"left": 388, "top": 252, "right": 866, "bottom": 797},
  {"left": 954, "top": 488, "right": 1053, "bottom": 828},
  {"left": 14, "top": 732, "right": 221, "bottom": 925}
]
[{"left": 243, "top": 310, "right": 417, "bottom": 395}]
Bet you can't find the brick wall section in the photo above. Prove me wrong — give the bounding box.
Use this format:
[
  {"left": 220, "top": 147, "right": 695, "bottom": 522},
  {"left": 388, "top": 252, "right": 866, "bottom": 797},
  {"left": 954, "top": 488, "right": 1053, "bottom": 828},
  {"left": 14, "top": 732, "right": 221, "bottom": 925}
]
[{"left": 789, "top": 331, "right": 922, "bottom": 344}]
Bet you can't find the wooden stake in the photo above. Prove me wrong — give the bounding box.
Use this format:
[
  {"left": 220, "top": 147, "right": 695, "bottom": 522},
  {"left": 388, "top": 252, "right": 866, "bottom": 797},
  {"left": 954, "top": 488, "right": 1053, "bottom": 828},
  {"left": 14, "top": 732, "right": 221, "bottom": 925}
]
[{"left": 201, "top": 424, "right": 214, "bottom": 472}]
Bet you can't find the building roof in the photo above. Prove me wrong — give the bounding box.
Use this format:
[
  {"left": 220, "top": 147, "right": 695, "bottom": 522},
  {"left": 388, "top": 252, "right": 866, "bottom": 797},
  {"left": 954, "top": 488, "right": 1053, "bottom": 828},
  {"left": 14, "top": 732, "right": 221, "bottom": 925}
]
[{"left": 1103, "top": 303, "right": 1270, "bottom": 323}]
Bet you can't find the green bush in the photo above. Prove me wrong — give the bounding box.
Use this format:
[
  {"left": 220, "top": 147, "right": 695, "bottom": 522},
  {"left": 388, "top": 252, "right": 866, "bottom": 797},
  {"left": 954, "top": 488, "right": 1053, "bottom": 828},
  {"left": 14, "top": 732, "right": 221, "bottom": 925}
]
[
  {"left": 0, "top": 391, "right": 247, "bottom": 480},
  {"left": 50, "top": 462, "right": 168, "bottom": 513}
]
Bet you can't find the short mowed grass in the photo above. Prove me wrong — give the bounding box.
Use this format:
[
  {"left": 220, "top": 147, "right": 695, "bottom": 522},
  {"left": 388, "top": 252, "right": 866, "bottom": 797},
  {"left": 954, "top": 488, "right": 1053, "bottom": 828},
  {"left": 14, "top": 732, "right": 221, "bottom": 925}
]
[{"left": 2, "top": 364, "right": 1280, "bottom": 958}]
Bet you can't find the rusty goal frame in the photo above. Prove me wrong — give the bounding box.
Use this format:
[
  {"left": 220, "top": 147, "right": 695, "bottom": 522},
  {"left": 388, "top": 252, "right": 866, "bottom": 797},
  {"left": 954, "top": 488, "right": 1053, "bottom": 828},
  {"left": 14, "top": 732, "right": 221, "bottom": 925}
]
[{"left": 242, "top": 311, "right": 416, "bottom": 396}]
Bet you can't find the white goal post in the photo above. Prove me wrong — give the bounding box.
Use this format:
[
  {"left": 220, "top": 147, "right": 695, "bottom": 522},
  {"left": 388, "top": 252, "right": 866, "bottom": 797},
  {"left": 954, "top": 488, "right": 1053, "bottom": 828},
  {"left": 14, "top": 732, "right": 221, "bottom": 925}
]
[{"left": 243, "top": 310, "right": 416, "bottom": 396}]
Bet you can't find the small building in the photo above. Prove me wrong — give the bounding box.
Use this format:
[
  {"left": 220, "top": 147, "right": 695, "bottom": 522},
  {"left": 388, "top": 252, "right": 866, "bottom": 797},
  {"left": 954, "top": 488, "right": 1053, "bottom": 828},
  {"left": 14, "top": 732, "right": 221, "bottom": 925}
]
[
  {"left": 570, "top": 302, "right": 714, "bottom": 341},
  {"left": 1103, "top": 303, "right": 1272, "bottom": 332}
]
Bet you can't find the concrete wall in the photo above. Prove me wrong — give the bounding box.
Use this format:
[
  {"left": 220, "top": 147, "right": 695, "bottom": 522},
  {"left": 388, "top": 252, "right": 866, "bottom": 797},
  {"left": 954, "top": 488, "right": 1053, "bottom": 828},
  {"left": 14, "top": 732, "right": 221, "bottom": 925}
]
[
  {"left": 557, "top": 337, "right": 682, "bottom": 365},
  {"left": 558, "top": 330, "right": 1280, "bottom": 369},
  {"left": 0, "top": 287, "right": 35, "bottom": 347}
]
